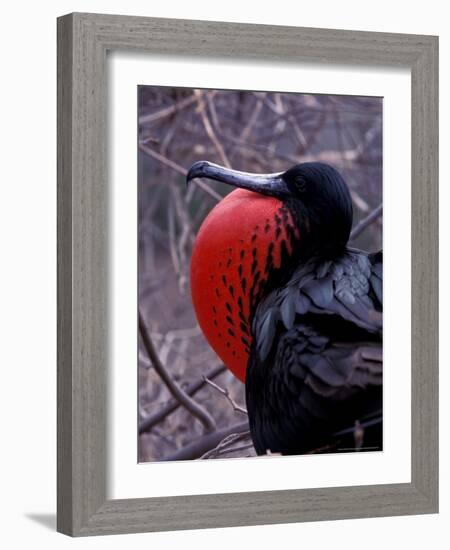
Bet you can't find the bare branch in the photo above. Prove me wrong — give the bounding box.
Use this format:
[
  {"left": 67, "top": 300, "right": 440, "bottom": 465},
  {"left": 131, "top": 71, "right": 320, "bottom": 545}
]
[
  {"left": 139, "top": 364, "right": 226, "bottom": 434},
  {"left": 161, "top": 421, "right": 250, "bottom": 461},
  {"left": 195, "top": 90, "right": 231, "bottom": 168},
  {"left": 237, "top": 93, "right": 265, "bottom": 143},
  {"left": 215, "top": 443, "right": 255, "bottom": 456},
  {"left": 203, "top": 377, "right": 248, "bottom": 415},
  {"left": 139, "top": 142, "right": 222, "bottom": 202},
  {"left": 200, "top": 430, "right": 252, "bottom": 459},
  {"left": 139, "top": 93, "right": 198, "bottom": 125},
  {"left": 350, "top": 203, "right": 383, "bottom": 241},
  {"left": 139, "top": 310, "right": 217, "bottom": 433},
  {"left": 139, "top": 141, "right": 187, "bottom": 175},
  {"left": 167, "top": 199, "right": 181, "bottom": 277}
]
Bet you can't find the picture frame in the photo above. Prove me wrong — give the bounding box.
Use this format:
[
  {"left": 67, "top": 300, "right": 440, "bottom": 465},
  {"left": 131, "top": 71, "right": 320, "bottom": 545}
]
[{"left": 57, "top": 12, "right": 438, "bottom": 536}]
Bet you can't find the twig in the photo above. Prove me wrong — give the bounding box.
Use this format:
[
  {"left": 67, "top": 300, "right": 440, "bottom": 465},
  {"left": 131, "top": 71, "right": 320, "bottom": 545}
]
[
  {"left": 160, "top": 116, "right": 181, "bottom": 156},
  {"left": 205, "top": 91, "right": 221, "bottom": 129},
  {"left": 276, "top": 95, "right": 308, "bottom": 152},
  {"left": 139, "top": 142, "right": 222, "bottom": 202},
  {"left": 203, "top": 377, "right": 248, "bottom": 415},
  {"left": 202, "top": 130, "right": 299, "bottom": 165},
  {"left": 139, "top": 310, "right": 217, "bottom": 433},
  {"left": 139, "top": 364, "right": 226, "bottom": 434},
  {"left": 139, "top": 93, "right": 198, "bottom": 125},
  {"left": 139, "top": 141, "right": 187, "bottom": 175},
  {"left": 333, "top": 414, "right": 382, "bottom": 437},
  {"left": 241, "top": 94, "right": 265, "bottom": 142},
  {"left": 161, "top": 421, "right": 250, "bottom": 461},
  {"left": 167, "top": 199, "right": 181, "bottom": 276},
  {"left": 215, "top": 443, "right": 255, "bottom": 456},
  {"left": 349, "top": 203, "right": 383, "bottom": 241},
  {"left": 201, "top": 430, "right": 252, "bottom": 459},
  {"left": 195, "top": 90, "right": 231, "bottom": 168},
  {"left": 266, "top": 93, "right": 287, "bottom": 155}
]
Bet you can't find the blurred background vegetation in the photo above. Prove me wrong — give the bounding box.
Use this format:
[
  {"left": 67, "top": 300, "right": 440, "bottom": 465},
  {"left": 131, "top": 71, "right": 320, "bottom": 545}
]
[{"left": 138, "top": 86, "right": 382, "bottom": 462}]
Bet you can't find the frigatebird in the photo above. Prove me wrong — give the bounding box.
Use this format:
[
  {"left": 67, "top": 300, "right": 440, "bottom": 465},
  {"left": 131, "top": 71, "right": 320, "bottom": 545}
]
[{"left": 187, "top": 160, "right": 382, "bottom": 455}]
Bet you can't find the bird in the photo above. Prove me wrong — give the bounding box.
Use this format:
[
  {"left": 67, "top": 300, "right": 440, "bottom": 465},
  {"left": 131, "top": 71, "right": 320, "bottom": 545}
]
[{"left": 187, "top": 160, "right": 382, "bottom": 455}]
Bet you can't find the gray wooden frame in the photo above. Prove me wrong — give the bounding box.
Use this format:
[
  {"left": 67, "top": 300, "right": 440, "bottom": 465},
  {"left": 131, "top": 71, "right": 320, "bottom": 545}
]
[{"left": 57, "top": 12, "right": 438, "bottom": 537}]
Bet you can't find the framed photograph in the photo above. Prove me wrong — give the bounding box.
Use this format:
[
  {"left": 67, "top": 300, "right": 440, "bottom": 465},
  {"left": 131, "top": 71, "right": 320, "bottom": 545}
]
[{"left": 57, "top": 13, "right": 438, "bottom": 536}]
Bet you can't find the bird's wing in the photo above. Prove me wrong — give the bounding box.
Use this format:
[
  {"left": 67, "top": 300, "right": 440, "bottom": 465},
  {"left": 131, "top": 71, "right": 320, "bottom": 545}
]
[
  {"left": 246, "top": 249, "right": 383, "bottom": 454},
  {"left": 275, "top": 325, "right": 382, "bottom": 405},
  {"left": 247, "top": 324, "right": 382, "bottom": 454},
  {"left": 252, "top": 248, "right": 382, "bottom": 362}
]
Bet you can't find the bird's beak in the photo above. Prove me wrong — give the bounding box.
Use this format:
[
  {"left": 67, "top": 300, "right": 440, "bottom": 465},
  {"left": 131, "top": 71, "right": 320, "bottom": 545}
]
[{"left": 186, "top": 161, "right": 289, "bottom": 198}]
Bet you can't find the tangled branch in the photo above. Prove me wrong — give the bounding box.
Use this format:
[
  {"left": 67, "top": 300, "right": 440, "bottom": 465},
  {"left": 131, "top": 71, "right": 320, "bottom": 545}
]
[
  {"left": 139, "top": 310, "right": 216, "bottom": 433},
  {"left": 350, "top": 203, "right": 383, "bottom": 241},
  {"left": 203, "top": 377, "right": 248, "bottom": 415},
  {"left": 161, "top": 421, "right": 250, "bottom": 461},
  {"left": 139, "top": 364, "right": 226, "bottom": 434}
]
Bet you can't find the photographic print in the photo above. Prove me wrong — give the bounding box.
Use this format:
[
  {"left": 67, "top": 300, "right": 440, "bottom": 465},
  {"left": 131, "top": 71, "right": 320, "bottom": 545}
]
[{"left": 138, "top": 86, "right": 382, "bottom": 462}]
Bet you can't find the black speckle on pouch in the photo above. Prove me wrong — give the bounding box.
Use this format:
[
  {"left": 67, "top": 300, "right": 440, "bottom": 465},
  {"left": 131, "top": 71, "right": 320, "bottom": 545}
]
[
  {"left": 241, "top": 336, "right": 250, "bottom": 348},
  {"left": 240, "top": 322, "right": 249, "bottom": 335}
]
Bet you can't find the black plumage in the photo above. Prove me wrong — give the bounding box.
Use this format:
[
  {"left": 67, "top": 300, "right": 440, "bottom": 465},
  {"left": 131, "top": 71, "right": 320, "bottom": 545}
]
[
  {"left": 187, "top": 160, "right": 383, "bottom": 455},
  {"left": 246, "top": 249, "right": 382, "bottom": 455}
]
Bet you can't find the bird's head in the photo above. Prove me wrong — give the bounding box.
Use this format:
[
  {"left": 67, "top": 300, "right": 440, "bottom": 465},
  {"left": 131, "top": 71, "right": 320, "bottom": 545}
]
[
  {"left": 188, "top": 160, "right": 353, "bottom": 257},
  {"left": 187, "top": 161, "right": 353, "bottom": 382}
]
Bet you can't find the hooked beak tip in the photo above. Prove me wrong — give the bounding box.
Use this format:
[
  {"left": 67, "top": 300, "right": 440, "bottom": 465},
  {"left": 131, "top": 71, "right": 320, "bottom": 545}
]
[{"left": 186, "top": 160, "right": 211, "bottom": 187}]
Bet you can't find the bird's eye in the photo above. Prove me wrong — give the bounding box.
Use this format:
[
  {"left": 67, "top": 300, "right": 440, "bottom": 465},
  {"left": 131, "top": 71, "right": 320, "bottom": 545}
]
[{"left": 294, "top": 176, "right": 307, "bottom": 193}]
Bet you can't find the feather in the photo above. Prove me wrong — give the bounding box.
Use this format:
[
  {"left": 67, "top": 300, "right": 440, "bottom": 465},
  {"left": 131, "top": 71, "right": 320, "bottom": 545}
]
[
  {"left": 296, "top": 293, "right": 312, "bottom": 314},
  {"left": 316, "top": 259, "right": 332, "bottom": 279},
  {"left": 257, "top": 308, "right": 277, "bottom": 361},
  {"left": 246, "top": 247, "right": 383, "bottom": 456},
  {"left": 302, "top": 276, "right": 334, "bottom": 308},
  {"left": 298, "top": 386, "right": 328, "bottom": 419},
  {"left": 309, "top": 356, "right": 349, "bottom": 386},
  {"left": 370, "top": 274, "right": 382, "bottom": 304},
  {"left": 280, "top": 291, "right": 296, "bottom": 330}
]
